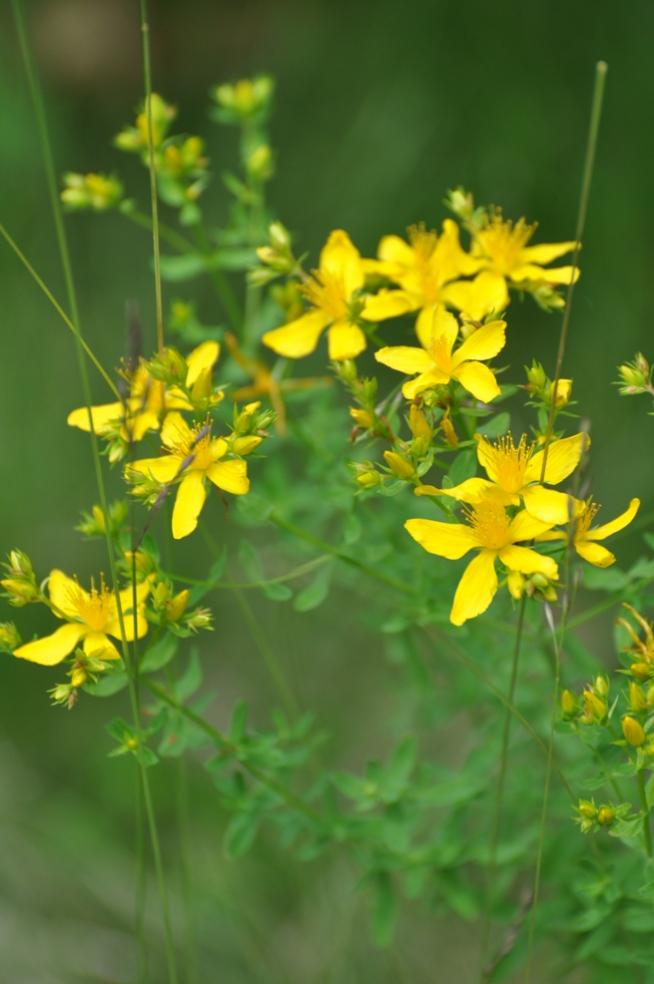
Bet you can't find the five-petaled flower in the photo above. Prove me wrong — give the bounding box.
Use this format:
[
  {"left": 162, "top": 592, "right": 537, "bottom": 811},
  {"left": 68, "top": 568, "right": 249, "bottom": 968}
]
[
  {"left": 405, "top": 500, "right": 559, "bottom": 625},
  {"left": 67, "top": 341, "right": 221, "bottom": 455},
  {"left": 13, "top": 570, "right": 150, "bottom": 665},
  {"left": 418, "top": 431, "right": 588, "bottom": 525},
  {"left": 375, "top": 307, "right": 506, "bottom": 403},
  {"left": 263, "top": 230, "right": 370, "bottom": 361},
  {"left": 539, "top": 497, "right": 640, "bottom": 567},
  {"left": 127, "top": 411, "right": 250, "bottom": 540}
]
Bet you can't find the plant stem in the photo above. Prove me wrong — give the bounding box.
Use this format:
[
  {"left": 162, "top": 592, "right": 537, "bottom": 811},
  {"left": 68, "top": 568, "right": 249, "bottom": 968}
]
[
  {"left": 480, "top": 595, "right": 527, "bottom": 977},
  {"left": 0, "top": 223, "right": 120, "bottom": 399},
  {"left": 139, "top": 0, "right": 164, "bottom": 354},
  {"left": 637, "top": 770, "right": 652, "bottom": 858},
  {"left": 11, "top": 2, "right": 177, "bottom": 978}
]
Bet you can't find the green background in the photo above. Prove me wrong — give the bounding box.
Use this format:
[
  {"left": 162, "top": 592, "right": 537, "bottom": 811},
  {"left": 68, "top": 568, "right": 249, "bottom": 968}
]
[{"left": 0, "top": 1, "right": 651, "bottom": 980}]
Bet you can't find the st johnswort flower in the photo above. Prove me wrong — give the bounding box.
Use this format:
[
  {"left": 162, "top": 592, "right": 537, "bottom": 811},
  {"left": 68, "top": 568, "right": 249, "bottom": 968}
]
[
  {"left": 405, "top": 499, "right": 559, "bottom": 625},
  {"left": 13, "top": 570, "right": 150, "bottom": 665},
  {"left": 374, "top": 306, "right": 506, "bottom": 403},
  {"left": 538, "top": 497, "right": 640, "bottom": 567},
  {"left": 127, "top": 411, "right": 250, "bottom": 540}
]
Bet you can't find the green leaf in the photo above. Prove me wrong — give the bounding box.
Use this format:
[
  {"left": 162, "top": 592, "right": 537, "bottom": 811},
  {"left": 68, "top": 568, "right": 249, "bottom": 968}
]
[
  {"left": 175, "top": 651, "right": 202, "bottom": 700},
  {"left": 381, "top": 737, "right": 417, "bottom": 801},
  {"left": 159, "top": 253, "right": 208, "bottom": 282},
  {"left": 446, "top": 448, "right": 477, "bottom": 486},
  {"left": 293, "top": 565, "right": 331, "bottom": 613},
  {"left": 370, "top": 871, "right": 397, "bottom": 948},
  {"left": 261, "top": 581, "right": 293, "bottom": 602},
  {"left": 84, "top": 669, "right": 128, "bottom": 697},
  {"left": 238, "top": 540, "right": 263, "bottom": 581},
  {"left": 476, "top": 411, "right": 510, "bottom": 438},
  {"left": 582, "top": 565, "right": 628, "bottom": 592},
  {"left": 224, "top": 812, "right": 260, "bottom": 859},
  {"left": 343, "top": 512, "right": 362, "bottom": 545},
  {"left": 140, "top": 635, "right": 178, "bottom": 673},
  {"left": 229, "top": 700, "right": 248, "bottom": 743}
]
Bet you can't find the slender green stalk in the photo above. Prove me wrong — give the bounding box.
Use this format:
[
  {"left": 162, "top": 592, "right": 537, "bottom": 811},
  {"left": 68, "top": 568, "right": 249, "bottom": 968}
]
[
  {"left": 176, "top": 758, "right": 199, "bottom": 984},
  {"left": 480, "top": 595, "right": 527, "bottom": 978},
  {"left": 637, "top": 770, "right": 652, "bottom": 858},
  {"left": 123, "top": 206, "right": 197, "bottom": 254},
  {"left": 162, "top": 553, "right": 330, "bottom": 593},
  {"left": 538, "top": 61, "right": 607, "bottom": 480},
  {"left": 139, "top": 0, "right": 165, "bottom": 353},
  {"left": 0, "top": 224, "right": 120, "bottom": 399},
  {"left": 11, "top": 4, "right": 177, "bottom": 978},
  {"left": 524, "top": 63, "right": 608, "bottom": 982}
]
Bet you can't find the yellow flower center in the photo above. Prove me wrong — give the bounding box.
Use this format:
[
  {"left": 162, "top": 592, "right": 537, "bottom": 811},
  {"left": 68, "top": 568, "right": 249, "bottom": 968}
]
[
  {"left": 574, "top": 501, "right": 600, "bottom": 541},
  {"left": 169, "top": 423, "right": 216, "bottom": 472},
  {"left": 303, "top": 270, "right": 349, "bottom": 320},
  {"left": 475, "top": 215, "right": 535, "bottom": 275},
  {"left": 67, "top": 579, "right": 113, "bottom": 632},
  {"left": 466, "top": 501, "right": 512, "bottom": 551},
  {"left": 488, "top": 434, "right": 533, "bottom": 493}
]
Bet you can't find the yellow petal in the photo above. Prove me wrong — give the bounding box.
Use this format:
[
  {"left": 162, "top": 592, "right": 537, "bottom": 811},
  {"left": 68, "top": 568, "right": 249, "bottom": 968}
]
[
  {"left": 127, "top": 455, "right": 181, "bottom": 483},
  {"left": 83, "top": 631, "right": 121, "bottom": 659},
  {"left": 509, "top": 509, "right": 556, "bottom": 542},
  {"left": 186, "top": 340, "right": 220, "bottom": 387},
  {"left": 319, "top": 230, "right": 364, "bottom": 296},
  {"left": 161, "top": 411, "right": 194, "bottom": 450},
  {"left": 374, "top": 345, "right": 434, "bottom": 375},
  {"left": 208, "top": 459, "right": 249, "bottom": 495},
  {"left": 67, "top": 402, "right": 123, "bottom": 434},
  {"left": 451, "top": 319, "right": 506, "bottom": 367},
  {"left": 14, "top": 623, "right": 84, "bottom": 666},
  {"left": 415, "top": 305, "right": 458, "bottom": 352},
  {"left": 48, "top": 569, "right": 86, "bottom": 619},
  {"left": 439, "top": 478, "right": 498, "bottom": 503},
  {"left": 585, "top": 498, "right": 640, "bottom": 542},
  {"left": 452, "top": 361, "right": 500, "bottom": 403},
  {"left": 511, "top": 264, "right": 580, "bottom": 286},
  {"left": 404, "top": 518, "right": 478, "bottom": 559},
  {"left": 209, "top": 437, "right": 228, "bottom": 462},
  {"left": 362, "top": 290, "right": 417, "bottom": 322},
  {"left": 521, "top": 486, "right": 578, "bottom": 525},
  {"left": 327, "top": 321, "right": 367, "bottom": 361},
  {"left": 262, "top": 310, "right": 330, "bottom": 358},
  {"left": 377, "top": 233, "right": 415, "bottom": 268},
  {"left": 526, "top": 432, "right": 588, "bottom": 486},
  {"left": 450, "top": 551, "right": 498, "bottom": 626},
  {"left": 443, "top": 271, "right": 509, "bottom": 320},
  {"left": 498, "top": 545, "right": 558, "bottom": 579},
  {"left": 575, "top": 541, "right": 616, "bottom": 567},
  {"left": 129, "top": 411, "right": 160, "bottom": 442},
  {"left": 520, "top": 241, "right": 577, "bottom": 264},
  {"left": 115, "top": 578, "right": 152, "bottom": 623},
  {"left": 172, "top": 472, "right": 207, "bottom": 539},
  {"left": 402, "top": 369, "right": 449, "bottom": 399}
]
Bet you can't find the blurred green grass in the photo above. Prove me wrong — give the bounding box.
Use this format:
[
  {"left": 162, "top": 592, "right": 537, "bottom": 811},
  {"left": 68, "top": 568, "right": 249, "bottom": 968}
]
[{"left": 0, "top": 1, "right": 651, "bottom": 980}]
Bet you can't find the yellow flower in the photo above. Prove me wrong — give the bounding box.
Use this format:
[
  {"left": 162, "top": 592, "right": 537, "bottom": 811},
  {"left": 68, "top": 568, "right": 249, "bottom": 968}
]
[
  {"left": 446, "top": 211, "right": 579, "bottom": 317},
  {"left": 13, "top": 570, "right": 150, "bottom": 666},
  {"left": 540, "top": 497, "right": 640, "bottom": 567},
  {"left": 572, "top": 498, "right": 641, "bottom": 567},
  {"left": 262, "top": 230, "right": 368, "bottom": 361},
  {"left": 374, "top": 307, "right": 506, "bottom": 403},
  {"left": 363, "top": 221, "right": 487, "bottom": 322},
  {"left": 405, "top": 500, "right": 558, "bottom": 626},
  {"left": 67, "top": 341, "right": 220, "bottom": 451},
  {"left": 425, "top": 431, "right": 588, "bottom": 524},
  {"left": 127, "top": 412, "right": 250, "bottom": 540}
]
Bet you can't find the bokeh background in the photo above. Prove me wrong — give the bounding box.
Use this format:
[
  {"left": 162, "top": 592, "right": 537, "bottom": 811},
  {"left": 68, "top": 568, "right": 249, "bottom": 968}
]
[{"left": 0, "top": 1, "right": 652, "bottom": 981}]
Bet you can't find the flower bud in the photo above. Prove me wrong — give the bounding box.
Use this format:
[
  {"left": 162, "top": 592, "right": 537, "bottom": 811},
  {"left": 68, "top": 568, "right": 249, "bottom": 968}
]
[
  {"left": 441, "top": 415, "right": 459, "bottom": 448},
  {"left": 0, "top": 622, "right": 21, "bottom": 652},
  {"left": 70, "top": 666, "right": 88, "bottom": 688},
  {"left": 594, "top": 675, "right": 609, "bottom": 698},
  {"left": 186, "top": 606, "right": 213, "bottom": 632},
  {"left": 350, "top": 407, "right": 374, "bottom": 429},
  {"left": 147, "top": 347, "right": 187, "bottom": 385},
  {"left": 597, "top": 806, "right": 615, "bottom": 826},
  {"left": 408, "top": 404, "right": 432, "bottom": 440},
  {"left": 355, "top": 468, "right": 381, "bottom": 489},
  {"left": 629, "top": 681, "right": 647, "bottom": 713},
  {"left": 383, "top": 451, "right": 415, "bottom": 480},
  {"left": 165, "top": 589, "right": 189, "bottom": 623},
  {"left": 560, "top": 689, "right": 577, "bottom": 718},
  {"left": 231, "top": 435, "right": 263, "bottom": 456},
  {"left": 622, "top": 715, "right": 646, "bottom": 747},
  {"left": 577, "top": 799, "right": 597, "bottom": 819}
]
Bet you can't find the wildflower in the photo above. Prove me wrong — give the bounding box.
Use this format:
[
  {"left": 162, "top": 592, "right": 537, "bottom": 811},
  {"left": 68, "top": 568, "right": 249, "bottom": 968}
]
[
  {"left": 362, "top": 221, "right": 486, "bottom": 322},
  {"left": 262, "top": 230, "right": 370, "bottom": 361},
  {"left": 405, "top": 500, "right": 558, "bottom": 626},
  {"left": 127, "top": 412, "right": 250, "bottom": 540},
  {"left": 211, "top": 76, "right": 274, "bottom": 122},
  {"left": 1, "top": 550, "right": 39, "bottom": 606},
  {"left": 622, "top": 715, "right": 646, "bottom": 747},
  {"left": 13, "top": 570, "right": 150, "bottom": 666},
  {"left": 375, "top": 307, "right": 506, "bottom": 403},
  {"left": 61, "top": 172, "right": 123, "bottom": 211},
  {"left": 114, "top": 93, "right": 176, "bottom": 154},
  {"left": 450, "top": 210, "right": 579, "bottom": 314},
  {"left": 420, "top": 431, "right": 587, "bottom": 524},
  {"left": 540, "top": 497, "right": 640, "bottom": 567},
  {"left": 67, "top": 341, "right": 221, "bottom": 456}
]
